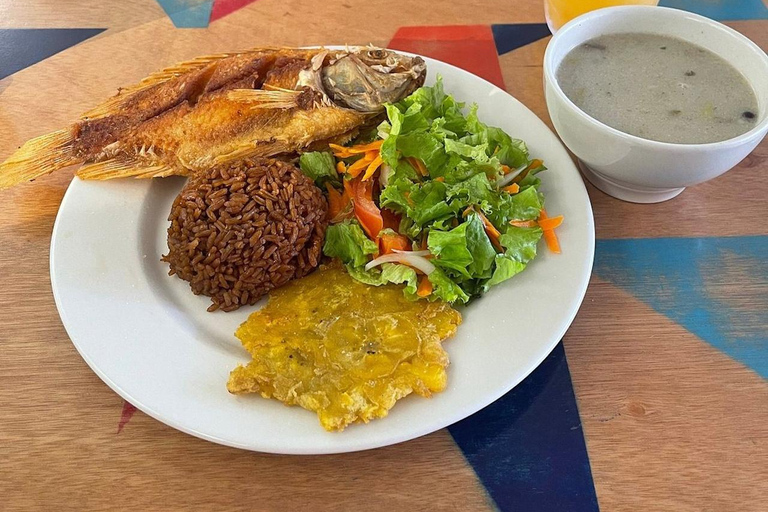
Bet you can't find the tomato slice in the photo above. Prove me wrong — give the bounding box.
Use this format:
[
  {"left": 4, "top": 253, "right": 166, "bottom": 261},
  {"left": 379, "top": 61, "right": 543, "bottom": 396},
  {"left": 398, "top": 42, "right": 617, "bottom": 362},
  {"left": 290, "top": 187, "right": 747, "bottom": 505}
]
[
  {"left": 379, "top": 232, "right": 410, "bottom": 255},
  {"left": 347, "top": 177, "right": 383, "bottom": 239},
  {"left": 380, "top": 208, "right": 402, "bottom": 231}
]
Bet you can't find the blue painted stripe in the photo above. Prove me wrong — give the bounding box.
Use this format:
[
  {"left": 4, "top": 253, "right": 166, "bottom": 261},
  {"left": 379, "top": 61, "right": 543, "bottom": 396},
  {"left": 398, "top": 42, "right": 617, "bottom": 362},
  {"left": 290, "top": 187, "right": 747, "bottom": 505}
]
[
  {"left": 491, "top": 23, "right": 551, "bottom": 56},
  {"left": 0, "top": 29, "right": 105, "bottom": 81},
  {"left": 595, "top": 237, "right": 768, "bottom": 378},
  {"left": 659, "top": 0, "right": 768, "bottom": 21},
  {"left": 449, "top": 342, "right": 599, "bottom": 512},
  {"left": 155, "top": 0, "right": 214, "bottom": 28}
]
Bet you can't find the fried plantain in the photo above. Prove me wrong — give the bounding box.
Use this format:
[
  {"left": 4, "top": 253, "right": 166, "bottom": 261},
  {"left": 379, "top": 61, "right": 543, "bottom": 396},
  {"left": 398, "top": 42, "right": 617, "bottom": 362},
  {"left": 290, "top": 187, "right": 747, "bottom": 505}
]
[{"left": 227, "top": 265, "right": 461, "bottom": 431}]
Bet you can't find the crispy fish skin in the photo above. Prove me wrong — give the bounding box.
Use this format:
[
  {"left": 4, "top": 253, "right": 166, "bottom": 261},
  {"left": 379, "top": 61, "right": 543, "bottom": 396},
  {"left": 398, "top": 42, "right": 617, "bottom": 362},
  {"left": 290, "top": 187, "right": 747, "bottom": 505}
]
[
  {"left": 71, "top": 52, "right": 277, "bottom": 158},
  {"left": 76, "top": 49, "right": 351, "bottom": 179},
  {"left": 227, "top": 265, "right": 462, "bottom": 432},
  {"left": 73, "top": 48, "right": 320, "bottom": 157},
  {"left": 92, "top": 85, "right": 369, "bottom": 175},
  {"left": 0, "top": 46, "right": 425, "bottom": 189}
]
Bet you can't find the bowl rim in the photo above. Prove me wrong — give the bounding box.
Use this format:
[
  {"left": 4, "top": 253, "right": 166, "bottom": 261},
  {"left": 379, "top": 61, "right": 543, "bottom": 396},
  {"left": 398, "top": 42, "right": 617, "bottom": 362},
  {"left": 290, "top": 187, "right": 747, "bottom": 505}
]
[{"left": 543, "top": 5, "right": 768, "bottom": 151}]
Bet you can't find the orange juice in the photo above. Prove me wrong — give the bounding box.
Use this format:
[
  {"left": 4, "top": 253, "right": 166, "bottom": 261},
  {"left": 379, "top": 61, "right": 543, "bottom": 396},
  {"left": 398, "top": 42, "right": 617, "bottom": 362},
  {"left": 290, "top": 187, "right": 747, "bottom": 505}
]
[{"left": 545, "top": 0, "right": 659, "bottom": 32}]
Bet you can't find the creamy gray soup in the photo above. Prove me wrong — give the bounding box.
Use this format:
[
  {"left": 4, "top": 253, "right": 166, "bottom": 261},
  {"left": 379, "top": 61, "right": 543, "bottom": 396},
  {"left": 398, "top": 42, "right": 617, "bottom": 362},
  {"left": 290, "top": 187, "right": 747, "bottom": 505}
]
[{"left": 557, "top": 33, "right": 759, "bottom": 144}]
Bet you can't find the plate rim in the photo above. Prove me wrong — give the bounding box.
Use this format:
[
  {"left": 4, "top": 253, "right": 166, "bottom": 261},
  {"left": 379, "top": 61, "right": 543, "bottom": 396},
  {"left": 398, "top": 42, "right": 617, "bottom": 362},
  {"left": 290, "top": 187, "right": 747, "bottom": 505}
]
[{"left": 49, "top": 50, "right": 595, "bottom": 454}]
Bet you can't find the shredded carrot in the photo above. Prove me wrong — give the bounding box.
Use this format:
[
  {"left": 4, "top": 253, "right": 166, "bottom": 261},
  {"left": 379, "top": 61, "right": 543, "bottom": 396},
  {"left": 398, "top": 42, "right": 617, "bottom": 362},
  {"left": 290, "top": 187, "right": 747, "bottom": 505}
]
[
  {"left": 539, "top": 208, "right": 561, "bottom": 254},
  {"left": 403, "top": 191, "right": 414, "bottom": 206},
  {"left": 408, "top": 157, "right": 428, "bottom": 176},
  {"left": 417, "top": 275, "right": 433, "bottom": 297},
  {"left": 537, "top": 215, "right": 563, "bottom": 231},
  {"left": 476, "top": 210, "right": 503, "bottom": 251},
  {"left": 346, "top": 153, "right": 375, "bottom": 178},
  {"left": 329, "top": 140, "right": 384, "bottom": 158},
  {"left": 476, "top": 210, "right": 500, "bottom": 240},
  {"left": 542, "top": 228, "right": 560, "bottom": 253},
  {"left": 509, "top": 220, "right": 538, "bottom": 228},
  {"left": 356, "top": 140, "right": 384, "bottom": 152},
  {"left": 362, "top": 154, "right": 383, "bottom": 181},
  {"left": 502, "top": 183, "right": 520, "bottom": 194},
  {"left": 513, "top": 158, "right": 543, "bottom": 184},
  {"left": 464, "top": 206, "right": 503, "bottom": 251},
  {"left": 434, "top": 176, "right": 445, "bottom": 183},
  {"left": 336, "top": 161, "right": 346, "bottom": 174},
  {"left": 501, "top": 164, "right": 511, "bottom": 174},
  {"left": 347, "top": 140, "right": 383, "bottom": 153}
]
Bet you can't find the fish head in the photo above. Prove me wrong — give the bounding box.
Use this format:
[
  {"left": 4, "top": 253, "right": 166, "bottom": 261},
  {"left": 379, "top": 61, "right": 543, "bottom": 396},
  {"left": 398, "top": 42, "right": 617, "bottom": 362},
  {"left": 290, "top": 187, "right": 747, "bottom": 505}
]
[{"left": 319, "top": 47, "right": 426, "bottom": 112}]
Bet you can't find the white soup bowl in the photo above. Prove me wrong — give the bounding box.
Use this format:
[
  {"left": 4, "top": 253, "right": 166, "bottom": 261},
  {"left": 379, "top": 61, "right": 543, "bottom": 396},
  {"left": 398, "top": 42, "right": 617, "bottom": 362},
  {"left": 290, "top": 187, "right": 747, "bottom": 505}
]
[{"left": 543, "top": 6, "right": 768, "bottom": 203}]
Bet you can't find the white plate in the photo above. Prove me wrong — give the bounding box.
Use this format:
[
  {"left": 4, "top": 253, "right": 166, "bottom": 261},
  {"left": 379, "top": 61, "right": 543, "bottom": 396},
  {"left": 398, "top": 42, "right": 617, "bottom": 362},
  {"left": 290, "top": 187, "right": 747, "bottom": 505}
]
[{"left": 50, "top": 54, "right": 595, "bottom": 454}]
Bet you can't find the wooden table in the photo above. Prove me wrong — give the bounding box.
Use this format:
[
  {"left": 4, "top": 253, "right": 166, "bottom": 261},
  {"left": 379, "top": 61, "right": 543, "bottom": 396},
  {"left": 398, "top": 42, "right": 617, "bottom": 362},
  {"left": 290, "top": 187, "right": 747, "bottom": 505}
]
[{"left": 1, "top": 1, "right": 766, "bottom": 510}]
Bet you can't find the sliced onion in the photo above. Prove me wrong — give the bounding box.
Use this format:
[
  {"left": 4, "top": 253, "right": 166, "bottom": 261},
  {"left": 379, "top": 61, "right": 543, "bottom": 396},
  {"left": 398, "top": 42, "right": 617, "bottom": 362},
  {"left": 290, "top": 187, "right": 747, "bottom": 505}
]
[
  {"left": 496, "top": 163, "right": 527, "bottom": 187},
  {"left": 379, "top": 163, "right": 393, "bottom": 188},
  {"left": 365, "top": 252, "right": 436, "bottom": 275},
  {"left": 377, "top": 122, "right": 391, "bottom": 141},
  {"left": 392, "top": 249, "right": 431, "bottom": 257}
]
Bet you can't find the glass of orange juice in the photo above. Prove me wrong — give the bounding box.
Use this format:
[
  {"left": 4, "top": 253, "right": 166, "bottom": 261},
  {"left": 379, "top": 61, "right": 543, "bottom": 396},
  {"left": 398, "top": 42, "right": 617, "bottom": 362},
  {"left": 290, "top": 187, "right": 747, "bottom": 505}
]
[{"left": 545, "top": 0, "right": 659, "bottom": 33}]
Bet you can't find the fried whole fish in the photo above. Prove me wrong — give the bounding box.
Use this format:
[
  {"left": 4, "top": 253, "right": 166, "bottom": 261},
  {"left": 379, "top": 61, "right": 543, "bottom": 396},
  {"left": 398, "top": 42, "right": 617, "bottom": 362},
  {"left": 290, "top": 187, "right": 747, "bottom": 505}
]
[{"left": 0, "top": 47, "right": 426, "bottom": 189}]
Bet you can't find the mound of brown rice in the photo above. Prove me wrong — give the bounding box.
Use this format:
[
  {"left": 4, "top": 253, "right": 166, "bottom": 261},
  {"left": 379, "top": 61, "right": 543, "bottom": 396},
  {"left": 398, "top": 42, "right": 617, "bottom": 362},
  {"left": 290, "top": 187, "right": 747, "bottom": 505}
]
[{"left": 163, "top": 157, "right": 328, "bottom": 312}]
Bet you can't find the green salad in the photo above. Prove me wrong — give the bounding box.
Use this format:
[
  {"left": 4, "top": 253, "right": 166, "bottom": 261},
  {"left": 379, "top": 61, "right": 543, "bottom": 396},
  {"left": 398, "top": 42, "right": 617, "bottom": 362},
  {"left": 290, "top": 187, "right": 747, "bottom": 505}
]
[{"left": 299, "top": 77, "right": 561, "bottom": 304}]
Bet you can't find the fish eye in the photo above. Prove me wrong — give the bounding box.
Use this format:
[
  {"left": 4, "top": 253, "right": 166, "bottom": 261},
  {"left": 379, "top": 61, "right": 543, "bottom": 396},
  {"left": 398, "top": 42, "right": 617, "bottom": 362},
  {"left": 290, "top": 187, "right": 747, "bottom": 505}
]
[{"left": 367, "top": 49, "right": 386, "bottom": 59}]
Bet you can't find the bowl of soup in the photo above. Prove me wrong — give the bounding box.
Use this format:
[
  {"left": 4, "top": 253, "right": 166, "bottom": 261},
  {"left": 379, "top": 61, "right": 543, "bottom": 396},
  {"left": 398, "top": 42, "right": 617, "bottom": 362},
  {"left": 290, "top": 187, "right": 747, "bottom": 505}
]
[{"left": 543, "top": 5, "right": 768, "bottom": 203}]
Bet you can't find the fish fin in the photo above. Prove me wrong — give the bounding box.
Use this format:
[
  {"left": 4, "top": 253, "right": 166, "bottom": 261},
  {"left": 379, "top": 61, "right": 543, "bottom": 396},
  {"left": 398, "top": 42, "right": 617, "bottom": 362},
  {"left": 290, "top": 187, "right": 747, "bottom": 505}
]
[
  {"left": 80, "top": 47, "right": 315, "bottom": 119},
  {"left": 227, "top": 89, "right": 301, "bottom": 109},
  {"left": 0, "top": 129, "right": 79, "bottom": 190},
  {"left": 80, "top": 52, "right": 240, "bottom": 120},
  {"left": 80, "top": 95, "right": 129, "bottom": 120},
  {"left": 76, "top": 158, "right": 184, "bottom": 181}
]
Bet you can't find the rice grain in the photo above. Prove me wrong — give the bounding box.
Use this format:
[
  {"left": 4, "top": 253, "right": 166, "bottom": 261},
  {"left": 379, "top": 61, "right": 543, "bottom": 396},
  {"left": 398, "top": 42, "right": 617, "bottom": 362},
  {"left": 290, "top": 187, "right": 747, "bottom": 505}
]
[{"left": 162, "top": 158, "right": 327, "bottom": 312}]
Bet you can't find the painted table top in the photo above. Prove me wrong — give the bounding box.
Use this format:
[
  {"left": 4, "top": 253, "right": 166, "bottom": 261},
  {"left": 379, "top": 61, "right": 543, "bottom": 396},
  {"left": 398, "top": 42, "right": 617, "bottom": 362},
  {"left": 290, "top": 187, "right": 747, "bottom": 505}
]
[{"left": 0, "top": 1, "right": 766, "bottom": 510}]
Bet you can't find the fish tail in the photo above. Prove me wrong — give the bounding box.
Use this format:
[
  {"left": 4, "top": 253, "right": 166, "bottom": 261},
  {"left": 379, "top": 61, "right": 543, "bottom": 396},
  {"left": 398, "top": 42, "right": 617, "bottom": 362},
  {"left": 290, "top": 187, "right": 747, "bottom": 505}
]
[
  {"left": 77, "top": 157, "right": 186, "bottom": 181},
  {"left": 0, "top": 129, "right": 79, "bottom": 190}
]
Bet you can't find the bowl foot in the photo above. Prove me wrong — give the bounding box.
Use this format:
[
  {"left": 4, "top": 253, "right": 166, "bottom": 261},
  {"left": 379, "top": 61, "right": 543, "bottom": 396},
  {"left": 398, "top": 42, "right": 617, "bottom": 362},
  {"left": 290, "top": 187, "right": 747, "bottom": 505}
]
[{"left": 578, "top": 161, "right": 685, "bottom": 203}]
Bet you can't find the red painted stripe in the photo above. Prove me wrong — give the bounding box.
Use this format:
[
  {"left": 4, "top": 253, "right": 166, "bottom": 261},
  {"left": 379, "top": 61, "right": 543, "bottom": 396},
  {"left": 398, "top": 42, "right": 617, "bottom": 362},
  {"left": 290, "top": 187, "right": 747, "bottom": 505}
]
[
  {"left": 388, "top": 25, "right": 505, "bottom": 89},
  {"left": 116, "top": 401, "right": 138, "bottom": 434},
  {"left": 210, "top": 0, "right": 260, "bottom": 22}
]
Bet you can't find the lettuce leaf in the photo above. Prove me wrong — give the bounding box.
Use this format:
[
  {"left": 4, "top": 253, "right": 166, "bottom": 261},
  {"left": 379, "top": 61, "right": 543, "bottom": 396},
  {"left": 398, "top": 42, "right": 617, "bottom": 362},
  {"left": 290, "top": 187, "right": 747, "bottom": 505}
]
[
  {"left": 428, "top": 267, "right": 470, "bottom": 304},
  {"left": 428, "top": 223, "right": 474, "bottom": 277},
  {"left": 298, "top": 151, "right": 339, "bottom": 187},
  {"left": 346, "top": 263, "right": 419, "bottom": 296},
  {"left": 499, "top": 226, "right": 543, "bottom": 264},
  {"left": 408, "top": 180, "right": 455, "bottom": 225},
  {"left": 463, "top": 105, "right": 529, "bottom": 169},
  {"left": 487, "top": 185, "right": 543, "bottom": 227},
  {"left": 484, "top": 255, "right": 527, "bottom": 291},
  {"left": 323, "top": 220, "right": 377, "bottom": 267},
  {"left": 427, "top": 214, "right": 495, "bottom": 278},
  {"left": 464, "top": 214, "right": 497, "bottom": 277},
  {"left": 446, "top": 172, "right": 494, "bottom": 205}
]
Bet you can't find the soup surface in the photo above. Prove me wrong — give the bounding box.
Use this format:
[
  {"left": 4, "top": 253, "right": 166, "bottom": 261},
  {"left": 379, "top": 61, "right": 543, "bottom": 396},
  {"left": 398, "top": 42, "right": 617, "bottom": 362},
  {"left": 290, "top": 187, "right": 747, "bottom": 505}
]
[{"left": 557, "top": 33, "right": 759, "bottom": 144}]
